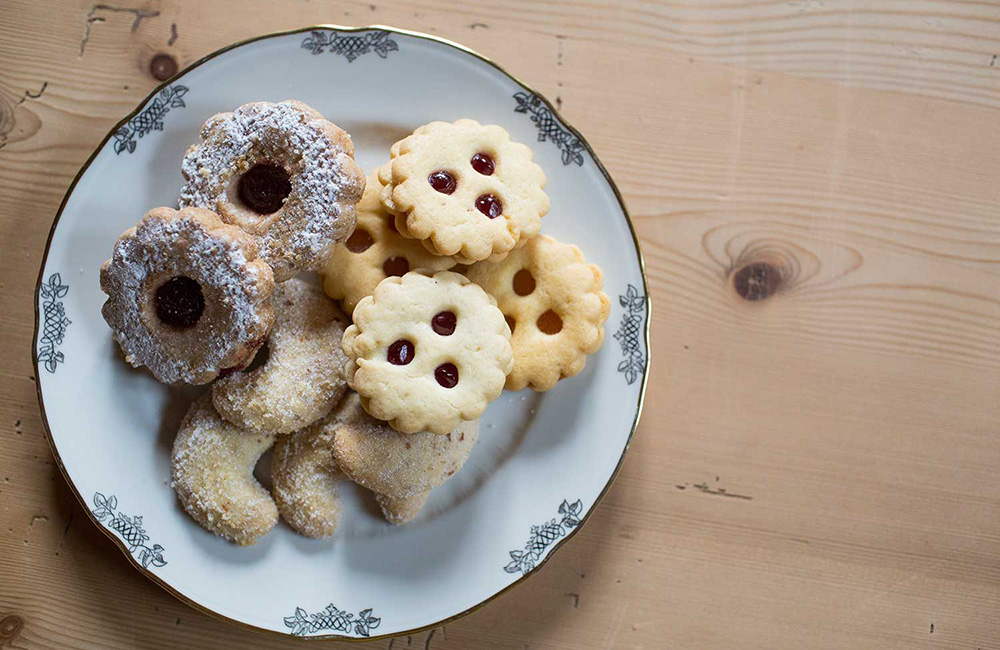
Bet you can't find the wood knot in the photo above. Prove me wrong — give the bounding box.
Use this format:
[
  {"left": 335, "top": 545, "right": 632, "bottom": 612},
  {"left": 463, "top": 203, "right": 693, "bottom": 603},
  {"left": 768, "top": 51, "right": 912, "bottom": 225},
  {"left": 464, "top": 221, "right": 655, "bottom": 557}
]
[
  {"left": 0, "top": 614, "right": 24, "bottom": 643},
  {"left": 733, "top": 262, "right": 780, "bottom": 301},
  {"left": 149, "top": 54, "right": 178, "bottom": 81}
]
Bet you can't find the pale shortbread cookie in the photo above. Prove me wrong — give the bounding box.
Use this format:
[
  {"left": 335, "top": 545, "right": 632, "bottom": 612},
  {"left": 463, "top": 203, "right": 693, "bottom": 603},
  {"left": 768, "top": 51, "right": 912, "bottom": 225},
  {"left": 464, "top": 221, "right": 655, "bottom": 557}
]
[
  {"left": 100, "top": 206, "right": 274, "bottom": 385},
  {"left": 331, "top": 393, "right": 479, "bottom": 499},
  {"left": 378, "top": 119, "right": 548, "bottom": 264},
  {"left": 271, "top": 398, "right": 355, "bottom": 539},
  {"left": 342, "top": 270, "right": 512, "bottom": 434},
  {"left": 323, "top": 172, "right": 454, "bottom": 316},
  {"left": 179, "top": 100, "right": 365, "bottom": 281},
  {"left": 212, "top": 279, "right": 349, "bottom": 434},
  {"left": 171, "top": 395, "right": 277, "bottom": 546},
  {"left": 466, "top": 235, "right": 610, "bottom": 391},
  {"left": 376, "top": 492, "right": 430, "bottom": 525}
]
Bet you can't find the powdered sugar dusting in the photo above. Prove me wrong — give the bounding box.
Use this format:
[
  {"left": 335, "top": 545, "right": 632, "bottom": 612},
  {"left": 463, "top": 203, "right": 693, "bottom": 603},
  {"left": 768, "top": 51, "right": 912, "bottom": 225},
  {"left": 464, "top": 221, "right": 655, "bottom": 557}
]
[{"left": 179, "top": 101, "right": 363, "bottom": 278}]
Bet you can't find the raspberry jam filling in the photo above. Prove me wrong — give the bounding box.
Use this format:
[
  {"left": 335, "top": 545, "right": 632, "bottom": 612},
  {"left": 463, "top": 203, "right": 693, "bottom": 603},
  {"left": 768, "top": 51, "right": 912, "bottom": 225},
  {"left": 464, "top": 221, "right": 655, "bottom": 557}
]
[
  {"left": 345, "top": 228, "right": 373, "bottom": 253},
  {"left": 435, "top": 363, "right": 459, "bottom": 388},
  {"left": 382, "top": 257, "right": 410, "bottom": 277},
  {"left": 471, "top": 152, "right": 495, "bottom": 175},
  {"left": 387, "top": 339, "right": 415, "bottom": 365},
  {"left": 155, "top": 276, "right": 205, "bottom": 328},
  {"left": 432, "top": 311, "right": 457, "bottom": 336},
  {"left": 475, "top": 194, "right": 503, "bottom": 219},
  {"left": 238, "top": 162, "right": 292, "bottom": 214},
  {"left": 428, "top": 170, "right": 457, "bottom": 194}
]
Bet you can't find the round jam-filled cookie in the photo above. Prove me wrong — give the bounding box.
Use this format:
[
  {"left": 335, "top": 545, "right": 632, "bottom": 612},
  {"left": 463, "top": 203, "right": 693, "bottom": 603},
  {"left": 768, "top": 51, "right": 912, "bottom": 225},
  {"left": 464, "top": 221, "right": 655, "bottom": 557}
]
[
  {"left": 466, "top": 235, "right": 610, "bottom": 391},
  {"left": 378, "top": 119, "right": 549, "bottom": 264},
  {"left": 271, "top": 404, "right": 352, "bottom": 539},
  {"left": 331, "top": 393, "right": 479, "bottom": 499},
  {"left": 342, "top": 270, "right": 513, "bottom": 434},
  {"left": 179, "top": 100, "right": 366, "bottom": 281},
  {"left": 375, "top": 492, "right": 430, "bottom": 525},
  {"left": 171, "top": 395, "right": 277, "bottom": 546},
  {"left": 212, "top": 279, "right": 349, "bottom": 434},
  {"left": 323, "top": 172, "right": 455, "bottom": 316},
  {"left": 100, "top": 206, "right": 274, "bottom": 385}
]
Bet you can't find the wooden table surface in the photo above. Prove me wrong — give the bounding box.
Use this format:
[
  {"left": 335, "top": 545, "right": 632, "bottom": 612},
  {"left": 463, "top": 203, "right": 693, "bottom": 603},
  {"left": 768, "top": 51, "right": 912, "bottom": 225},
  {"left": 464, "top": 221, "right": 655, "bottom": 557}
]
[{"left": 2, "top": 1, "right": 999, "bottom": 648}]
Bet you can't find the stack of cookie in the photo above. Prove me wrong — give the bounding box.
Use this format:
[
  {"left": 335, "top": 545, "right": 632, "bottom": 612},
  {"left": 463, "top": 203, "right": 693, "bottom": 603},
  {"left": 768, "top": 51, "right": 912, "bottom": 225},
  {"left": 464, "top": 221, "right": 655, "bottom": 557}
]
[{"left": 99, "top": 102, "right": 609, "bottom": 546}]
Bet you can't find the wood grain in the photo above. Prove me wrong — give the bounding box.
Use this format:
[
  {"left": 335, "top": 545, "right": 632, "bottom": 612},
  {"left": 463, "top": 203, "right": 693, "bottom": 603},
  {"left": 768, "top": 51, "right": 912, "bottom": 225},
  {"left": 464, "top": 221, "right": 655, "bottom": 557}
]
[{"left": 2, "top": 0, "right": 999, "bottom": 648}]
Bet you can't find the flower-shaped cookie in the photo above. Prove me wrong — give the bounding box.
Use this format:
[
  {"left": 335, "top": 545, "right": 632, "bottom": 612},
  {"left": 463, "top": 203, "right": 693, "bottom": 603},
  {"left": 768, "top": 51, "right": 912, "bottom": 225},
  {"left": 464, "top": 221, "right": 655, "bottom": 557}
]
[
  {"left": 179, "top": 100, "right": 366, "bottom": 281},
  {"left": 378, "top": 119, "right": 549, "bottom": 264},
  {"left": 323, "top": 172, "right": 455, "bottom": 315},
  {"left": 466, "top": 235, "right": 610, "bottom": 391},
  {"left": 342, "top": 270, "right": 513, "bottom": 434}
]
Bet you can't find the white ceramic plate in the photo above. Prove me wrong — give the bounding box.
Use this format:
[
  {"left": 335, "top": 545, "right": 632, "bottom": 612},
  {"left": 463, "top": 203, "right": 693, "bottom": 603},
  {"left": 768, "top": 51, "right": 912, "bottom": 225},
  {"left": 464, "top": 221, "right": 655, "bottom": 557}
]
[{"left": 33, "top": 26, "right": 649, "bottom": 641}]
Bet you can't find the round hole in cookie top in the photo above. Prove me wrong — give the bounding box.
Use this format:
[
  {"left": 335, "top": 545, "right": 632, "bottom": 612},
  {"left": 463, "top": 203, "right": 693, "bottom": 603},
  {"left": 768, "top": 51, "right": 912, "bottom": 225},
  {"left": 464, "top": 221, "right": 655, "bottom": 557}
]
[
  {"left": 435, "top": 363, "right": 459, "bottom": 388},
  {"left": 513, "top": 269, "right": 536, "bottom": 296},
  {"left": 237, "top": 161, "right": 292, "bottom": 215},
  {"left": 432, "top": 311, "right": 457, "bottom": 336},
  {"left": 382, "top": 256, "right": 410, "bottom": 277},
  {"left": 428, "top": 170, "right": 457, "bottom": 195},
  {"left": 537, "top": 309, "right": 563, "bottom": 335},
  {"left": 387, "top": 339, "right": 415, "bottom": 365},
  {"left": 471, "top": 152, "right": 495, "bottom": 176},
  {"left": 154, "top": 275, "right": 204, "bottom": 329},
  {"left": 475, "top": 194, "right": 503, "bottom": 219},
  {"left": 345, "top": 228, "right": 373, "bottom": 253}
]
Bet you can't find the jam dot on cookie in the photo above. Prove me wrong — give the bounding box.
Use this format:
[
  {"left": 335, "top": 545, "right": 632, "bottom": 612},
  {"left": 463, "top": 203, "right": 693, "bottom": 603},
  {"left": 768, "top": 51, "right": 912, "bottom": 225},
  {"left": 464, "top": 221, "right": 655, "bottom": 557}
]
[
  {"left": 387, "top": 339, "right": 415, "bottom": 365},
  {"left": 475, "top": 194, "right": 503, "bottom": 219},
  {"left": 435, "top": 363, "right": 459, "bottom": 388},
  {"left": 238, "top": 162, "right": 292, "bottom": 215},
  {"left": 382, "top": 256, "right": 410, "bottom": 277},
  {"left": 537, "top": 309, "right": 563, "bottom": 335},
  {"left": 471, "top": 153, "right": 495, "bottom": 176},
  {"left": 504, "top": 314, "right": 516, "bottom": 333},
  {"left": 513, "top": 269, "right": 536, "bottom": 296},
  {"left": 345, "top": 228, "right": 373, "bottom": 253},
  {"left": 154, "top": 276, "right": 205, "bottom": 329},
  {"left": 432, "top": 311, "right": 457, "bottom": 336},
  {"left": 428, "top": 170, "right": 457, "bottom": 195}
]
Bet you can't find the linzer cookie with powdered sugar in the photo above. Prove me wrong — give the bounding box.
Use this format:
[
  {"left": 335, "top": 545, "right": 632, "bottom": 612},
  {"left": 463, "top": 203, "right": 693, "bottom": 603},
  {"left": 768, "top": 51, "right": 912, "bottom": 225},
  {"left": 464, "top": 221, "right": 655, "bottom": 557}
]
[{"left": 178, "top": 100, "right": 366, "bottom": 282}]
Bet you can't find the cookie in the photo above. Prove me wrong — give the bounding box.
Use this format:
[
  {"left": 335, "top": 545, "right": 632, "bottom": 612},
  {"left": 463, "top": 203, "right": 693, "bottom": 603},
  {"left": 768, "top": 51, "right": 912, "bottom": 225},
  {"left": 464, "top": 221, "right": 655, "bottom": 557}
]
[
  {"left": 466, "top": 235, "right": 610, "bottom": 391},
  {"left": 271, "top": 400, "right": 353, "bottom": 539},
  {"left": 375, "top": 492, "right": 430, "bottom": 525},
  {"left": 179, "top": 100, "right": 366, "bottom": 281},
  {"left": 212, "top": 279, "right": 349, "bottom": 434},
  {"left": 378, "top": 119, "right": 548, "bottom": 264},
  {"left": 330, "top": 393, "right": 479, "bottom": 499},
  {"left": 342, "top": 270, "right": 513, "bottom": 434},
  {"left": 171, "top": 395, "right": 277, "bottom": 545},
  {"left": 323, "top": 172, "right": 455, "bottom": 315},
  {"left": 100, "top": 206, "right": 274, "bottom": 385}
]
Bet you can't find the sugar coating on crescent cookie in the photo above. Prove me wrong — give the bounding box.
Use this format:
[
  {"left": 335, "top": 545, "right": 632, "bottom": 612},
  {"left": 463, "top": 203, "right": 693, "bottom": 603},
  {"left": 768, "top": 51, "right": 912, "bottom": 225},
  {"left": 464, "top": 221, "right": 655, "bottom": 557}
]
[
  {"left": 342, "top": 270, "right": 512, "bottom": 434},
  {"left": 376, "top": 491, "right": 430, "bottom": 525},
  {"left": 271, "top": 399, "right": 355, "bottom": 539},
  {"left": 378, "top": 119, "right": 549, "bottom": 264},
  {"left": 212, "top": 279, "right": 349, "bottom": 434},
  {"left": 330, "top": 393, "right": 479, "bottom": 498},
  {"left": 323, "top": 171, "right": 455, "bottom": 316},
  {"left": 100, "top": 206, "right": 274, "bottom": 385},
  {"left": 171, "top": 395, "right": 277, "bottom": 545},
  {"left": 179, "top": 100, "right": 366, "bottom": 281},
  {"left": 466, "top": 234, "right": 610, "bottom": 391}
]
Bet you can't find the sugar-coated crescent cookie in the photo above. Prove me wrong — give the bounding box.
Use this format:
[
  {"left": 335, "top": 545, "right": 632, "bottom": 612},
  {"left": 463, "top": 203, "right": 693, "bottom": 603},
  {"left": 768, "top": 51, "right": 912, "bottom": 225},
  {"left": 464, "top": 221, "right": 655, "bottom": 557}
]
[
  {"left": 375, "top": 492, "right": 430, "bottom": 525},
  {"left": 171, "top": 395, "right": 277, "bottom": 545},
  {"left": 100, "top": 206, "right": 274, "bottom": 385},
  {"left": 466, "top": 235, "right": 610, "bottom": 391},
  {"left": 323, "top": 172, "right": 455, "bottom": 316},
  {"left": 271, "top": 399, "right": 354, "bottom": 538},
  {"left": 179, "top": 100, "right": 366, "bottom": 281},
  {"left": 331, "top": 393, "right": 479, "bottom": 499},
  {"left": 342, "top": 270, "right": 512, "bottom": 434},
  {"left": 212, "top": 279, "right": 349, "bottom": 434},
  {"left": 378, "top": 119, "right": 549, "bottom": 264}
]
